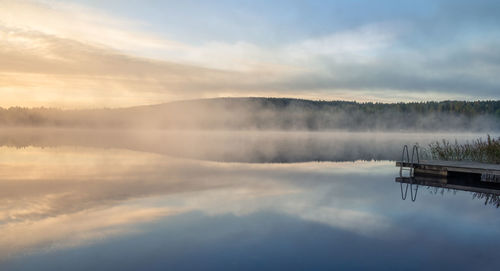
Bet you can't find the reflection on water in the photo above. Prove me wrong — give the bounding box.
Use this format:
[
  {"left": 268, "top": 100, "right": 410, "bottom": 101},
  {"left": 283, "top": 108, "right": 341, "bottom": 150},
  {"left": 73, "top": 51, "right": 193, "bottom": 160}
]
[
  {"left": 397, "top": 175, "right": 500, "bottom": 207},
  {"left": 1, "top": 132, "right": 500, "bottom": 270},
  {"left": 0, "top": 128, "right": 492, "bottom": 162}
]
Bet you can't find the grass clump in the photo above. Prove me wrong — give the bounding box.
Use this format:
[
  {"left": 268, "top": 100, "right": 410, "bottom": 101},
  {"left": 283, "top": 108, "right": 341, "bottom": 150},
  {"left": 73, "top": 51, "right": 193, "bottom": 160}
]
[{"left": 429, "top": 135, "right": 500, "bottom": 164}]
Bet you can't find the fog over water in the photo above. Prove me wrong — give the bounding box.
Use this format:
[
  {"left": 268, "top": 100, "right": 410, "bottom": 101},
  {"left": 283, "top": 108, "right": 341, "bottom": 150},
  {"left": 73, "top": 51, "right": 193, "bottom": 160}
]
[
  {"left": 1, "top": 130, "right": 500, "bottom": 270},
  {"left": 2, "top": 98, "right": 499, "bottom": 132},
  {"left": 0, "top": 128, "right": 493, "bottom": 163}
]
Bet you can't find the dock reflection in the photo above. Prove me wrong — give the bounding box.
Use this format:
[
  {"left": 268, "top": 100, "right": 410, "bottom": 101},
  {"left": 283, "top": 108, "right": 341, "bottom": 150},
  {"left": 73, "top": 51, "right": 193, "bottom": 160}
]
[{"left": 396, "top": 175, "right": 500, "bottom": 207}]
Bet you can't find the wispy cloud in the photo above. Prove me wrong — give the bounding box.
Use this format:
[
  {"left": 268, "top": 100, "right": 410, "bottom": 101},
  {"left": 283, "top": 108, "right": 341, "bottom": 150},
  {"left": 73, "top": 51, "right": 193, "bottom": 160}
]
[
  {"left": 0, "top": 0, "right": 184, "bottom": 54},
  {"left": 0, "top": 0, "right": 499, "bottom": 107}
]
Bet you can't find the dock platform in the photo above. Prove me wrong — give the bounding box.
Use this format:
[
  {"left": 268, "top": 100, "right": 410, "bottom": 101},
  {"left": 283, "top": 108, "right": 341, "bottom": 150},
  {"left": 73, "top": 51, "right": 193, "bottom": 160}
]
[
  {"left": 396, "top": 144, "right": 500, "bottom": 183},
  {"left": 396, "top": 160, "right": 500, "bottom": 177}
]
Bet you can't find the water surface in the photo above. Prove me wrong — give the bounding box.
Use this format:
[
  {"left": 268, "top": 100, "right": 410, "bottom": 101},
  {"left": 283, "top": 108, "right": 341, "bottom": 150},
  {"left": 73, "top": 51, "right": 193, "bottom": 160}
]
[{"left": 1, "top": 131, "right": 499, "bottom": 270}]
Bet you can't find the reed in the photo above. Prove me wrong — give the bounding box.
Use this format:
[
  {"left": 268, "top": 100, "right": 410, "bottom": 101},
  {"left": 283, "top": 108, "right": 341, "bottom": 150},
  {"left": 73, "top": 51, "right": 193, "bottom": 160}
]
[
  {"left": 473, "top": 193, "right": 500, "bottom": 208},
  {"left": 428, "top": 135, "right": 500, "bottom": 164}
]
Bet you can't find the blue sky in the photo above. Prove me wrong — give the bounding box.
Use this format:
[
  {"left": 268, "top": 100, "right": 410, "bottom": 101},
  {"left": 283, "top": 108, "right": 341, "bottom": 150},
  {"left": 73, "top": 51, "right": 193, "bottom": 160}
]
[
  {"left": 0, "top": 0, "right": 499, "bottom": 107},
  {"left": 69, "top": 0, "right": 437, "bottom": 44}
]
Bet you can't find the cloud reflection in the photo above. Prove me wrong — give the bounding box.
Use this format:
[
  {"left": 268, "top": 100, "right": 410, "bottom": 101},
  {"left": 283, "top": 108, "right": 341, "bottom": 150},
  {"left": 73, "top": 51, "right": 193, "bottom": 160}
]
[{"left": 0, "top": 146, "right": 395, "bottom": 261}]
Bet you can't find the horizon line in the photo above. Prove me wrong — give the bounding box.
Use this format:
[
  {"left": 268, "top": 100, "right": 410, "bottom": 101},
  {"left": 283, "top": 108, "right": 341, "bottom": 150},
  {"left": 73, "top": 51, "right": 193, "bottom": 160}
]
[{"left": 0, "top": 96, "right": 499, "bottom": 111}]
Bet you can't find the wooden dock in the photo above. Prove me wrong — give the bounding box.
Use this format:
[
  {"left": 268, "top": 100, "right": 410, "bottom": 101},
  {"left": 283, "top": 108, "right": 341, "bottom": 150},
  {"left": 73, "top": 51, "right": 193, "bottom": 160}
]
[{"left": 396, "top": 160, "right": 500, "bottom": 181}]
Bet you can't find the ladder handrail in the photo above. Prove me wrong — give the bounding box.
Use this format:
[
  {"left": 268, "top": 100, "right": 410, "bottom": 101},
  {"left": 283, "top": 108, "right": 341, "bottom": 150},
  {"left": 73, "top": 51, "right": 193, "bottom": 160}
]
[
  {"left": 411, "top": 145, "right": 420, "bottom": 164},
  {"left": 401, "top": 145, "right": 410, "bottom": 163},
  {"left": 400, "top": 144, "right": 419, "bottom": 178},
  {"left": 400, "top": 144, "right": 419, "bottom": 164}
]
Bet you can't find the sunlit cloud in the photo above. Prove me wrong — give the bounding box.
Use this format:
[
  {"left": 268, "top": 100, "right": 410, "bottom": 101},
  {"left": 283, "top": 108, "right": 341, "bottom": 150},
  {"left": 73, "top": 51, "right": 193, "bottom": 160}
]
[
  {"left": 0, "top": 0, "right": 185, "bottom": 55},
  {"left": 0, "top": 0, "right": 498, "bottom": 108}
]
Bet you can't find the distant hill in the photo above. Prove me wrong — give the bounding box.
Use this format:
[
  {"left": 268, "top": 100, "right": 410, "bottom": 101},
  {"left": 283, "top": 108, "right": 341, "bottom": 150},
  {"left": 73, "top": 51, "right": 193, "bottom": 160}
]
[{"left": 1, "top": 98, "right": 499, "bottom": 131}]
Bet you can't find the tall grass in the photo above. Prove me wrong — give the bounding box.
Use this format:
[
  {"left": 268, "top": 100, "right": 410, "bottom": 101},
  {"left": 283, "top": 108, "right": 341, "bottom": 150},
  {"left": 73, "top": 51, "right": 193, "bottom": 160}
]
[{"left": 428, "top": 135, "right": 500, "bottom": 164}]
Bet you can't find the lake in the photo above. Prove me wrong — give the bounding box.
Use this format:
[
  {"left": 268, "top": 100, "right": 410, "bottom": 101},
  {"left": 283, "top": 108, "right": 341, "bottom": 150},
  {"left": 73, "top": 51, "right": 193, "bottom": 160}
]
[{"left": 1, "top": 130, "right": 500, "bottom": 270}]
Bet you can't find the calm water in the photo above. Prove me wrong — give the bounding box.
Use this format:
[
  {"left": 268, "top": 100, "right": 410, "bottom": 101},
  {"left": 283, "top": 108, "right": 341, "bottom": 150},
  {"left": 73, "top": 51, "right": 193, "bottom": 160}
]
[{"left": 1, "top": 130, "right": 499, "bottom": 270}]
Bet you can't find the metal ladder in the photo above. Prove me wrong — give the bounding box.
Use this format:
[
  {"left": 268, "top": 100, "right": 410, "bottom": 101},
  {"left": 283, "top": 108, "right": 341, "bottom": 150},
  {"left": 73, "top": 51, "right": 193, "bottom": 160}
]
[
  {"left": 399, "top": 144, "right": 420, "bottom": 177},
  {"left": 400, "top": 144, "right": 420, "bottom": 202}
]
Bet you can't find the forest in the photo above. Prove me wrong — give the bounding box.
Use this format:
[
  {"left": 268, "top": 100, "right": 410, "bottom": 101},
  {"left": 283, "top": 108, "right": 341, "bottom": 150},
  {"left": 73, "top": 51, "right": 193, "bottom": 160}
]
[{"left": 1, "top": 98, "right": 499, "bottom": 131}]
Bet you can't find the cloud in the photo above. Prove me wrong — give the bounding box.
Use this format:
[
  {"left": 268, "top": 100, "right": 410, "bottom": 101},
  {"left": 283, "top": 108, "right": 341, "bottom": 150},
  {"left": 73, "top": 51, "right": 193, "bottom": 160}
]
[
  {"left": 280, "top": 38, "right": 500, "bottom": 97},
  {"left": 0, "top": 0, "right": 499, "bottom": 107},
  {"left": 284, "top": 23, "right": 399, "bottom": 62},
  {"left": 0, "top": 27, "right": 264, "bottom": 107},
  {"left": 0, "top": 0, "right": 185, "bottom": 55}
]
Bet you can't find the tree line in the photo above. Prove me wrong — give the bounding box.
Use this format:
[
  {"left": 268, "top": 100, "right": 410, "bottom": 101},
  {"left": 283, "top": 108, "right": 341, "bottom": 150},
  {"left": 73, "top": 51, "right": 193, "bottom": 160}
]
[{"left": 0, "top": 98, "right": 499, "bottom": 131}]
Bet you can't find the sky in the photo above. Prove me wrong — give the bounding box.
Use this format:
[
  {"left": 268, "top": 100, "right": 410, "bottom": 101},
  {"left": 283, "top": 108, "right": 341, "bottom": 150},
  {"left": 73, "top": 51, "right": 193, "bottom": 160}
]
[{"left": 0, "top": 0, "right": 499, "bottom": 108}]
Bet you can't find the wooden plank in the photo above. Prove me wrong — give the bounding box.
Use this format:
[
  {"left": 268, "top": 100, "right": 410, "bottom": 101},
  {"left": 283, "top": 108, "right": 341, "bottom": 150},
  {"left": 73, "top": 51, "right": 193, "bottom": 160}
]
[
  {"left": 396, "top": 160, "right": 500, "bottom": 175},
  {"left": 414, "top": 168, "right": 448, "bottom": 176}
]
